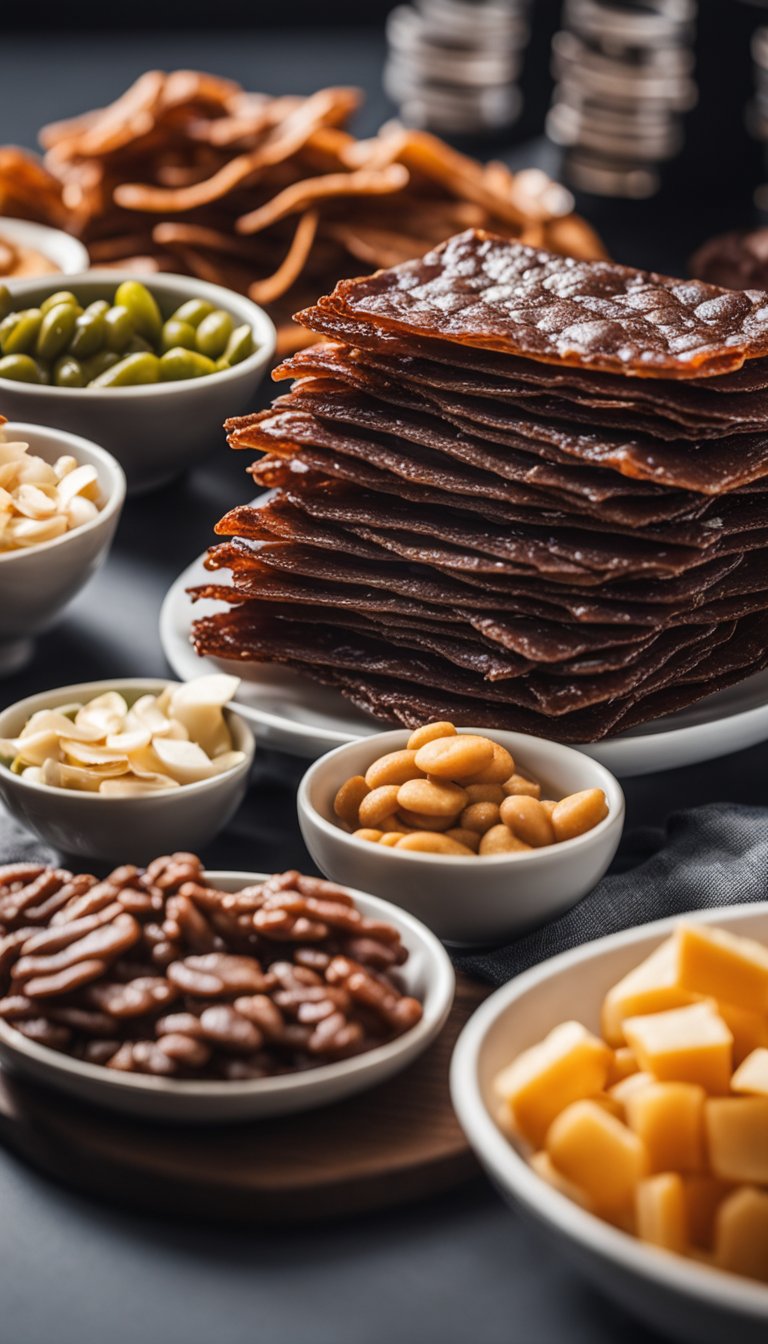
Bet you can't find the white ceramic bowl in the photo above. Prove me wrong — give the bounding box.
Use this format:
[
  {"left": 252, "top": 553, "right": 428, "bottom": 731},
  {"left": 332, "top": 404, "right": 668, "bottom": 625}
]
[
  {"left": 0, "top": 216, "right": 89, "bottom": 276},
  {"left": 0, "top": 271, "right": 276, "bottom": 494},
  {"left": 0, "top": 679, "right": 255, "bottom": 864},
  {"left": 297, "top": 728, "right": 624, "bottom": 945},
  {"left": 0, "top": 870, "right": 455, "bottom": 1122},
  {"left": 0, "top": 421, "right": 125, "bottom": 675},
  {"left": 450, "top": 903, "right": 768, "bottom": 1344}
]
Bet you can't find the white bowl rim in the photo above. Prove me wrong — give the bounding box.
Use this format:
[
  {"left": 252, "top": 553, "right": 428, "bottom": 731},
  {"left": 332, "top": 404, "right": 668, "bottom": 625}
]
[
  {"left": 0, "top": 270, "right": 276, "bottom": 397},
  {"left": 0, "top": 420, "right": 126, "bottom": 566},
  {"left": 449, "top": 901, "right": 768, "bottom": 1317},
  {"left": 0, "top": 216, "right": 89, "bottom": 273},
  {"left": 0, "top": 869, "right": 455, "bottom": 1101},
  {"left": 0, "top": 677, "right": 255, "bottom": 801},
  {"left": 298, "top": 726, "right": 625, "bottom": 867}
]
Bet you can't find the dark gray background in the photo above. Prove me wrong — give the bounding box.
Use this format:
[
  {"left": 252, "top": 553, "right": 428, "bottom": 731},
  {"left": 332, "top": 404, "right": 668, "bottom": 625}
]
[{"left": 1, "top": 27, "right": 767, "bottom": 1344}]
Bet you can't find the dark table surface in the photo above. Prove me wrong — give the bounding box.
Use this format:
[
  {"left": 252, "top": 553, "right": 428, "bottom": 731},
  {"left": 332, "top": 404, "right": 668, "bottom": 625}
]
[{"left": 1, "top": 27, "right": 767, "bottom": 1344}]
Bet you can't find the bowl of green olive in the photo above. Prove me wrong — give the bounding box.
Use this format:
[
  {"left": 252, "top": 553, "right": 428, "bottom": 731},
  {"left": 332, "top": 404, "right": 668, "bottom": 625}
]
[{"left": 0, "top": 272, "right": 276, "bottom": 493}]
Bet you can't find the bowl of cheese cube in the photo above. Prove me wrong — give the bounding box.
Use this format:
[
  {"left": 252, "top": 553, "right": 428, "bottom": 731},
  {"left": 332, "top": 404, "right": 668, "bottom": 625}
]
[{"left": 450, "top": 905, "right": 768, "bottom": 1344}]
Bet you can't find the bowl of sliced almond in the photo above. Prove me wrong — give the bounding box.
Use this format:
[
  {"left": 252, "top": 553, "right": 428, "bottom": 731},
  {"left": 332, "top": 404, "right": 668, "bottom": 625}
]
[{"left": 0, "top": 676, "right": 254, "bottom": 862}]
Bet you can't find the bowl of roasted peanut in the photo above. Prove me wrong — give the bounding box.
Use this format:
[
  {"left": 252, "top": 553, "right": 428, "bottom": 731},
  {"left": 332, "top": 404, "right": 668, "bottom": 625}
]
[{"left": 297, "top": 722, "right": 624, "bottom": 944}]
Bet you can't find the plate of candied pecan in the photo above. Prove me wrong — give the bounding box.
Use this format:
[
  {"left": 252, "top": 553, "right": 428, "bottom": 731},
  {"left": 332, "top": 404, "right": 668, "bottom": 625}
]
[{"left": 0, "top": 853, "right": 454, "bottom": 1121}]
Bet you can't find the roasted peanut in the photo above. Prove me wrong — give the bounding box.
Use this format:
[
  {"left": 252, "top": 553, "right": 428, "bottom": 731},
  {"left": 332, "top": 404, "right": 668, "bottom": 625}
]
[
  {"left": 445, "top": 827, "right": 481, "bottom": 852},
  {"left": 333, "top": 774, "right": 369, "bottom": 830},
  {"left": 503, "top": 773, "right": 542, "bottom": 799},
  {"left": 552, "top": 789, "right": 609, "bottom": 842},
  {"left": 358, "top": 785, "right": 401, "bottom": 828},
  {"left": 407, "top": 721, "right": 456, "bottom": 750},
  {"left": 479, "top": 825, "right": 533, "bottom": 856},
  {"left": 397, "top": 777, "right": 468, "bottom": 817},
  {"left": 541, "top": 800, "right": 557, "bottom": 819},
  {"left": 459, "top": 742, "right": 515, "bottom": 785},
  {"left": 397, "top": 809, "right": 456, "bottom": 832},
  {"left": 353, "top": 828, "right": 384, "bottom": 843},
  {"left": 364, "top": 749, "right": 424, "bottom": 789},
  {"left": 413, "top": 733, "right": 495, "bottom": 780},
  {"left": 395, "top": 832, "right": 475, "bottom": 856},
  {"left": 379, "top": 832, "right": 407, "bottom": 847},
  {"left": 465, "top": 783, "right": 505, "bottom": 805},
  {"left": 460, "top": 801, "right": 501, "bottom": 834},
  {"left": 500, "top": 795, "right": 556, "bottom": 848}
]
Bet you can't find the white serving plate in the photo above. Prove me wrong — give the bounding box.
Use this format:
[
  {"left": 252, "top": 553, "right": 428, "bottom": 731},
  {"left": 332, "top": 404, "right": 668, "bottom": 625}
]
[
  {"left": 449, "top": 903, "right": 768, "bottom": 1344},
  {"left": 0, "top": 871, "right": 454, "bottom": 1123},
  {"left": 160, "top": 545, "right": 768, "bottom": 777}
]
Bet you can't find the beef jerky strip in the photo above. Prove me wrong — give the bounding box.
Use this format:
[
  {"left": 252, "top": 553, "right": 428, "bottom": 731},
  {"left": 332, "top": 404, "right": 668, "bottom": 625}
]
[
  {"left": 305, "top": 230, "right": 768, "bottom": 378},
  {"left": 250, "top": 446, "right": 711, "bottom": 531},
  {"left": 234, "top": 405, "right": 684, "bottom": 509},
  {"left": 191, "top": 603, "right": 722, "bottom": 716},
  {"left": 285, "top": 370, "right": 768, "bottom": 497},
  {"left": 280, "top": 342, "right": 768, "bottom": 441}
]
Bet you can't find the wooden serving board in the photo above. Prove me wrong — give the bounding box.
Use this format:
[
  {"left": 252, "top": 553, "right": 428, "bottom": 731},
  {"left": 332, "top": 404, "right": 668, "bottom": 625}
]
[{"left": 0, "top": 976, "right": 488, "bottom": 1223}]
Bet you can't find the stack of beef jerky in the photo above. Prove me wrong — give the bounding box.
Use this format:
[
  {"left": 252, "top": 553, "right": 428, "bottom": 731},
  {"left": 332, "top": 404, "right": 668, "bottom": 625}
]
[{"left": 191, "top": 230, "right": 768, "bottom": 742}]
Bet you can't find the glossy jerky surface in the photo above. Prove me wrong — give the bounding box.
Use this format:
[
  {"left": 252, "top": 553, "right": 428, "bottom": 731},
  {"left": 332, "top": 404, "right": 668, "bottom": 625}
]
[{"left": 308, "top": 230, "right": 768, "bottom": 379}]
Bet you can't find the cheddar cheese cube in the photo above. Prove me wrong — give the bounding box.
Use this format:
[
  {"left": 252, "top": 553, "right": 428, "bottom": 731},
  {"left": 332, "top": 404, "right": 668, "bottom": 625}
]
[
  {"left": 635, "top": 1173, "right": 687, "bottom": 1254},
  {"left": 623, "top": 1001, "right": 733, "bottom": 1094},
  {"left": 683, "top": 1175, "right": 734, "bottom": 1250},
  {"left": 529, "top": 1151, "right": 593, "bottom": 1210},
  {"left": 546, "top": 1100, "right": 648, "bottom": 1214},
  {"left": 624, "top": 1082, "right": 705, "bottom": 1173},
  {"left": 731, "top": 1047, "right": 768, "bottom": 1096},
  {"left": 608, "top": 1071, "right": 655, "bottom": 1111},
  {"left": 601, "top": 938, "right": 696, "bottom": 1048},
  {"left": 717, "top": 1002, "right": 768, "bottom": 1066},
  {"left": 493, "top": 1020, "right": 611, "bottom": 1148},
  {"left": 705, "top": 1097, "right": 768, "bottom": 1183},
  {"left": 675, "top": 923, "right": 768, "bottom": 1015},
  {"left": 606, "top": 1046, "right": 640, "bottom": 1086},
  {"left": 714, "top": 1187, "right": 768, "bottom": 1284}
]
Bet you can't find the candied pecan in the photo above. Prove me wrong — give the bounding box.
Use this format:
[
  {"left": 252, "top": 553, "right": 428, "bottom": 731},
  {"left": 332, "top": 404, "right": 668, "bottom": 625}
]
[
  {"left": 167, "top": 952, "right": 271, "bottom": 996},
  {"left": 156, "top": 1033, "right": 211, "bottom": 1068},
  {"left": 198, "top": 1004, "right": 264, "bottom": 1051},
  {"left": 23, "top": 959, "right": 109, "bottom": 998},
  {"left": 86, "top": 976, "right": 176, "bottom": 1018},
  {"left": 11, "top": 913, "right": 140, "bottom": 987}
]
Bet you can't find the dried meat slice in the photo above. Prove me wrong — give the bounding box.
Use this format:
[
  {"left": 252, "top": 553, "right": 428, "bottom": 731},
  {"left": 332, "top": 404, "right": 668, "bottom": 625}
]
[
  {"left": 282, "top": 359, "right": 768, "bottom": 496},
  {"left": 305, "top": 230, "right": 768, "bottom": 378}
]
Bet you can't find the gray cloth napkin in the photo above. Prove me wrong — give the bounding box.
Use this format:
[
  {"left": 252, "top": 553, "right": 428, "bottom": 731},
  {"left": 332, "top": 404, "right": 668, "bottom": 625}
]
[{"left": 453, "top": 801, "right": 768, "bottom": 984}]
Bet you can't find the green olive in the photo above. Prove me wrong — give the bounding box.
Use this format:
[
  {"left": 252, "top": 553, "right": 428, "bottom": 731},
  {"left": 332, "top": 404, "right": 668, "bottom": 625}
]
[
  {"left": 159, "top": 347, "right": 217, "bottom": 381},
  {"left": 0, "top": 285, "right": 11, "bottom": 322},
  {"left": 0, "top": 312, "right": 18, "bottom": 346},
  {"left": 36, "top": 303, "right": 79, "bottom": 360},
  {"left": 161, "top": 318, "right": 197, "bottom": 352},
  {"left": 69, "top": 309, "right": 107, "bottom": 359},
  {"left": 0, "top": 353, "right": 45, "bottom": 383},
  {"left": 194, "top": 309, "right": 234, "bottom": 359},
  {"left": 53, "top": 355, "right": 87, "bottom": 388},
  {"left": 40, "top": 290, "right": 82, "bottom": 316},
  {"left": 81, "top": 349, "right": 120, "bottom": 382},
  {"left": 104, "top": 305, "right": 135, "bottom": 352},
  {"left": 2, "top": 308, "right": 43, "bottom": 355},
  {"left": 124, "top": 334, "right": 154, "bottom": 355},
  {"left": 84, "top": 299, "right": 110, "bottom": 319},
  {"left": 114, "top": 280, "right": 162, "bottom": 344},
  {"left": 219, "top": 323, "right": 255, "bottom": 367},
  {"left": 90, "top": 351, "right": 161, "bottom": 387},
  {"left": 170, "top": 298, "right": 215, "bottom": 329}
]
